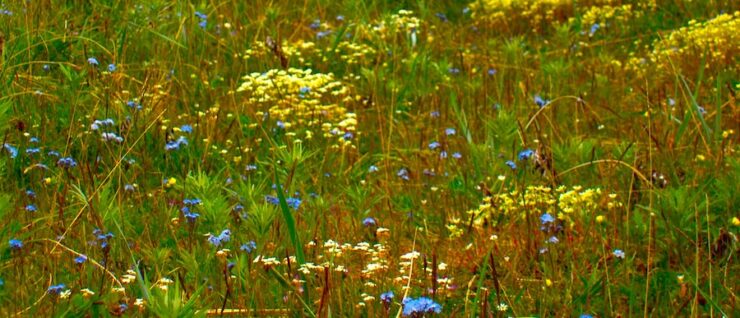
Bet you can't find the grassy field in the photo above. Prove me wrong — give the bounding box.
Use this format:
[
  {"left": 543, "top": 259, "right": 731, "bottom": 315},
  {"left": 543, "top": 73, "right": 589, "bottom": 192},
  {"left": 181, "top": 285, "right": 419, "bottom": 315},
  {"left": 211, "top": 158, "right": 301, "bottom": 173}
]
[{"left": 0, "top": 0, "right": 738, "bottom": 316}]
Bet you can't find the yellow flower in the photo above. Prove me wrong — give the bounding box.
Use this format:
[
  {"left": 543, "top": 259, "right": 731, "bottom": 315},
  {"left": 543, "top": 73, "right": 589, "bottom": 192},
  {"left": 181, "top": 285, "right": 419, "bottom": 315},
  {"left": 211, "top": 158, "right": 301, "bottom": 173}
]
[
  {"left": 596, "top": 215, "right": 605, "bottom": 223},
  {"left": 732, "top": 217, "right": 740, "bottom": 227}
]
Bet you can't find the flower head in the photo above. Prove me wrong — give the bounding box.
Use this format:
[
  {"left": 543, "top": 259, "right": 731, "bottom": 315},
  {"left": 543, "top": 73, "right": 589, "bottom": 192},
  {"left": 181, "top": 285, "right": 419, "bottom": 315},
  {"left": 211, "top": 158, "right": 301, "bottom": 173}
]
[
  {"left": 240, "top": 241, "right": 257, "bottom": 253},
  {"left": 9, "top": 239, "right": 22, "bottom": 250},
  {"left": 57, "top": 157, "right": 78, "bottom": 169},
  {"left": 402, "top": 296, "right": 442, "bottom": 316},
  {"left": 74, "top": 254, "right": 88, "bottom": 264},
  {"left": 87, "top": 57, "right": 99, "bottom": 66},
  {"left": 518, "top": 149, "right": 535, "bottom": 161},
  {"left": 380, "top": 291, "right": 394, "bottom": 303},
  {"left": 613, "top": 249, "right": 625, "bottom": 259}
]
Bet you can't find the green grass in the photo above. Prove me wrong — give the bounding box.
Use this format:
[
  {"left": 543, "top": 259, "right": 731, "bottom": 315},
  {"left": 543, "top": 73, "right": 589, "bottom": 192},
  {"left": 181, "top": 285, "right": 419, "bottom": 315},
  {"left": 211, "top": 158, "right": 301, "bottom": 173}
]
[{"left": 0, "top": 0, "right": 737, "bottom": 317}]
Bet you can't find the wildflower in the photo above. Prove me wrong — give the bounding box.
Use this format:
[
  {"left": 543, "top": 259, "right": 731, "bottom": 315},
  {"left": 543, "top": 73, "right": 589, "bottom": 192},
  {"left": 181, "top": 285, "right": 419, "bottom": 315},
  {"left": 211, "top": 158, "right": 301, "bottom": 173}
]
[
  {"left": 452, "top": 152, "right": 462, "bottom": 159},
  {"left": 264, "top": 195, "right": 302, "bottom": 210},
  {"left": 91, "top": 118, "right": 115, "bottom": 130},
  {"left": 101, "top": 132, "right": 124, "bottom": 143},
  {"left": 3, "top": 143, "right": 18, "bottom": 158},
  {"left": 518, "top": 149, "right": 535, "bottom": 161},
  {"left": 462, "top": 7, "right": 471, "bottom": 15},
  {"left": 397, "top": 168, "right": 410, "bottom": 181},
  {"left": 445, "top": 128, "right": 456, "bottom": 136},
  {"left": 440, "top": 151, "right": 448, "bottom": 159},
  {"left": 108, "top": 64, "right": 116, "bottom": 72},
  {"left": 26, "top": 148, "right": 40, "bottom": 155},
  {"left": 126, "top": 100, "right": 142, "bottom": 110},
  {"left": 540, "top": 213, "right": 555, "bottom": 224},
  {"left": 534, "top": 95, "right": 549, "bottom": 108},
  {"left": 183, "top": 198, "right": 202, "bottom": 206},
  {"left": 124, "top": 184, "right": 136, "bottom": 192},
  {"left": 240, "top": 241, "right": 257, "bottom": 253},
  {"left": 183, "top": 210, "right": 200, "bottom": 222},
  {"left": 9, "top": 239, "right": 22, "bottom": 250},
  {"left": 309, "top": 19, "right": 321, "bottom": 30},
  {"left": 380, "top": 291, "right": 394, "bottom": 303},
  {"left": 435, "top": 13, "right": 448, "bottom": 22},
  {"left": 430, "top": 110, "right": 440, "bottom": 118},
  {"left": 165, "top": 136, "right": 188, "bottom": 151},
  {"left": 548, "top": 236, "right": 559, "bottom": 244},
  {"left": 363, "top": 217, "right": 376, "bottom": 227},
  {"left": 368, "top": 165, "right": 379, "bottom": 173},
  {"left": 596, "top": 215, "right": 605, "bottom": 223},
  {"left": 316, "top": 30, "right": 332, "bottom": 39},
  {"left": 26, "top": 189, "right": 36, "bottom": 198},
  {"left": 402, "top": 296, "right": 442, "bottom": 316},
  {"left": 57, "top": 157, "right": 77, "bottom": 169},
  {"left": 589, "top": 23, "right": 600, "bottom": 36},
  {"left": 487, "top": 68, "right": 497, "bottom": 76},
  {"left": 613, "top": 249, "right": 625, "bottom": 259},
  {"left": 580, "top": 315, "right": 594, "bottom": 318},
  {"left": 74, "top": 254, "right": 88, "bottom": 264},
  {"left": 428, "top": 141, "right": 441, "bottom": 150},
  {"left": 496, "top": 302, "right": 508, "bottom": 311},
  {"left": 47, "top": 284, "right": 66, "bottom": 295},
  {"left": 448, "top": 67, "right": 460, "bottom": 75},
  {"left": 25, "top": 204, "right": 37, "bottom": 212},
  {"left": 80, "top": 288, "right": 95, "bottom": 297},
  {"left": 336, "top": 15, "right": 344, "bottom": 22},
  {"left": 732, "top": 217, "right": 740, "bottom": 226},
  {"left": 668, "top": 98, "right": 676, "bottom": 107},
  {"left": 208, "top": 229, "right": 232, "bottom": 247},
  {"left": 505, "top": 160, "right": 517, "bottom": 170},
  {"left": 87, "top": 57, "right": 99, "bottom": 66}
]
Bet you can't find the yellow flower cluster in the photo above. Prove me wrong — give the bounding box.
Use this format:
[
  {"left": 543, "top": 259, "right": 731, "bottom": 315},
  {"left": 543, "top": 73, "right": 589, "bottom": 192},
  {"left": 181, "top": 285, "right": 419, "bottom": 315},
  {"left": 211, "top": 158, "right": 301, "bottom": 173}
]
[
  {"left": 579, "top": 4, "right": 639, "bottom": 30},
  {"left": 467, "top": 185, "right": 621, "bottom": 226},
  {"left": 470, "top": 0, "right": 575, "bottom": 32},
  {"left": 236, "top": 68, "right": 358, "bottom": 148},
  {"left": 634, "top": 11, "right": 740, "bottom": 77}
]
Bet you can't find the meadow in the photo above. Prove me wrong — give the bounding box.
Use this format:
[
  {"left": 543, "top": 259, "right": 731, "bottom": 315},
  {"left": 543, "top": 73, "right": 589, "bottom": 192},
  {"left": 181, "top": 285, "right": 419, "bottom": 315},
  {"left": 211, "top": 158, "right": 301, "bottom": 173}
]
[{"left": 0, "top": 0, "right": 738, "bottom": 316}]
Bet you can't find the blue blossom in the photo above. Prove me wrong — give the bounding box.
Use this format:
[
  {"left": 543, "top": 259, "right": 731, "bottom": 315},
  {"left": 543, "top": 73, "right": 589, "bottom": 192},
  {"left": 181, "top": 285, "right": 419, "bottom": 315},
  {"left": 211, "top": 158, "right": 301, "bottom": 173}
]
[
  {"left": 448, "top": 67, "right": 460, "bottom": 75},
  {"left": 589, "top": 23, "right": 600, "bottom": 36},
  {"left": 165, "top": 136, "right": 188, "bottom": 151},
  {"left": 299, "top": 86, "right": 311, "bottom": 95},
  {"left": 194, "top": 11, "right": 207, "bottom": 20},
  {"left": 25, "top": 204, "right": 37, "bottom": 212},
  {"left": 402, "top": 296, "right": 442, "bottom": 316},
  {"left": 534, "top": 95, "right": 549, "bottom": 108},
  {"left": 452, "top": 152, "right": 462, "bottom": 159},
  {"left": 548, "top": 236, "right": 559, "bottom": 244},
  {"left": 518, "top": 149, "right": 535, "bottom": 161},
  {"left": 380, "top": 291, "right": 394, "bottom": 303},
  {"left": 9, "top": 239, "right": 22, "bottom": 250},
  {"left": 183, "top": 210, "right": 200, "bottom": 222},
  {"left": 208, "top": 229, "right": 231, "bottom": 247},
  {"left": 439, "top": 151, "right": 448, "bottom": 159},
  {"left": 233, "top": 204, "right": 244, "bottom": 212},
  {"left": 309, "top": 19, "right": 321, "bottom": 30},
  {"left": 108, "top": 64, "right": 117, "bottom": 72},
  {"left": 183, "top": 198, "right": 202, "bottom": 206},
  {"left": 580, "top": 315, "right": 594, "bottom": 318},
  {"left": 343, "top": 132, "right": 354, "bottom": 141},
  {"left": 29, "top": 137, "right": 39, "bottom": 143},
  {"left": 74, "top": 254, "right": 87, "bottom": 264},
  {"left": 336, "top": 15, "right": 345, "bottom": 22},
  {"left": 445, "top": 128, "right": 456, "bottom": 136},
  {"left": 3, "top": 143, "right": 18, "bottom": 158},
  {"left": 487, "top": 68, "right": 497, "bottom": 76},
  {"left": 240, "top": 241, "right": 257, "bottom": 253},
  {"left": 124, "top": 184, "right": 135, "bottom": 192},
  {"left": 428, "top": 141, "right": 441, "bottom": 150},
  {"left": 57, "top": 157, "right": 78, "bottom": 169},
  {"left": 668, "top": 98, "right": 676, "bottom": 107},
  {"left": 540, "top": 213, "right": 555, "bottom": 224},
  {"left": 368, "top": 165, "right": 379, "bottom": 173},
  {"left": 613, "top": 249, "right": 625, "bottom": 259},
  {"left": 264, "top": 195, "right": 302, "bottom": 210},
  {"left": 180, "top": 124, "right": 193, "bottom": 133},
  {"left": 397, "top": 168, "right": 410, "bottom": 181},
  {"left": 505, "top": 160, "right": 517, "bottom": 170},
  {"left": 26, "top": 189, "right": 36, "bottom": 198},
  {"left": 91, "top": 118, "right": 114, "bottom": 130},
  {"left": 101, "top": 132, "right": 124, "bottom": 143},
  {"left": 462, "top": 7, "right": 471, "bottom": 15},
  {"left": 26, "top": 148, "right": 40, "bottom": 155},
  {"left": 87, "top": 57, "right": 99, "bottom": 66},
  {"left": 363, "top": 217, "right": 376, "bottom": 227},
  {"left": 126, "top": 100, "right": 142, "bottom": 110},
  {"left": 430, "top": 110, "right": 440, "bottom": 118},
  {"left": 435, "top": 12, "right": 448, "bottom": 22},
  {"left": 47, "top": 150, "right": 60, "bottom": 157},
  {"left": 316, "top": 30, "right": 332, "bottom": 39},
  {"left": 47, "top": 284, "right": 66, "bottom": 295}
]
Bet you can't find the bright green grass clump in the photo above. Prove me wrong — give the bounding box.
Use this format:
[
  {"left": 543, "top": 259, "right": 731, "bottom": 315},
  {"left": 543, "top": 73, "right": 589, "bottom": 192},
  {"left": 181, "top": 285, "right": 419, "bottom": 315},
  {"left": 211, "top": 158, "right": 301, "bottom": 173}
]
[{"left": 0, "top": 0, "right": 737, "bottom": 317}]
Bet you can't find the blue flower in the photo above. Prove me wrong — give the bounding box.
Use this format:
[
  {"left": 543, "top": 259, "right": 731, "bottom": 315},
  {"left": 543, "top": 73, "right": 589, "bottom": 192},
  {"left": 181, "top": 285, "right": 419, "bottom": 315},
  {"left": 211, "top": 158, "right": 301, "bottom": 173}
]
[
  {"left": 240, "top": 241, "right": 257, "bottom": 253},
  {"left": 26, "top": 189, "right": 36, "bottom": 198},
  {"left": 430, "top": 110, "right": 440, "bottom": 118},
  {"left": 452, "top": 152, "right": 462, "bottom": 159},
  {"left": 548, "top": 236, "right": 559, "bottom": 244},
  {"left": 445, "top": 128, "right": 456, "bottom": 136},
  {"left": 435, "top": 13, "right": 448, "bottom": 22},
  {"left": 47, "top": 284, "right": 66, "bottom": 295},
  {"left": 108, "top": 64, "right": 117, "bottom": 72},
  {"left": 194, "top": 11, "right": 207, "bottom": 20},
  {"left": 165, "top": 136, "right": 188, "bottom": 151},
  {"left": 580, "top": 315, "right": 594, "bottom": 318},
  {"left": 487, "top": 68, "right": 497, "bottom": 76},
  {"left": 336, "top": 15, "right": 345, "bottom": 22},
  {"left": 397, "top": 168, "right": 410, "bottom": 181},
  {"left": 74, "top": 254, "right": 87, "bottom": 264},
  {"left": 9, "top": 239, "right": 22, "bottom": 250},
  {"left": 589, "top": 23, "right": 600, "bottom": 36},
  {"left": 126, "top": 100, "right": 142, "bottom": 110},
  {"left": 380, "top": 291, "right": 394, "bottom": 303},
  {"left": 124, "top": 184, "right": 135, "bottom": 192},
  {"left": 439, "top": 151, "right": 448, "bottom": 159},
  {"left": 368, "top": 165, "right": 379, "bottom": 173},
  {"left": 87, "top": 57, "right": 99, "bottom": 66},
  {"left": 343, "top": 132, "right": 354, "bottom": 141},
  {"left": 299, "top": 86, "right": 311, "bottom": 95},
  {"left": 540, "top": 213, "right": 555, "bottom": 224},
  {"left": 309, "top": 19, "right": 321, "bottom": 30},
  {"left": 198, "top": 20, "right": 207, "bottom": 29},
  {"left": 428, "top": 141, "right": 441, "bottom": 150},
  {"left": 101, "top": 132, "right": 124, "bottom": 143},
  {"left": 362, "top": 217, "right": 376, "bottom": 227},
  {"left": 613, "top": 249, "right": 625, "bottom": 259},
  {"left": 43, "top": 64, "right": 50, "bottom": 72},
  {"left": 246, "top": 164, "right": 258, "bottom": 171},
  {"left": 316, "top": 30, "right": 332, "bottom": 39},
  {"left": 183, "top": 198, "right": 202, "bottom": 206},
  {"left": 57, "top": 157, "right": 78, "bottom": 169},
  {"left": 180, "top": 124, "right": 193, "bottom": 133},
  {"left": 462, "top": 7, "right": 471, "bottom": 15},
  {"left": 534, "top": 95, "right": 549, "bottom": 108},
  {"left": 3, "top": 143, "right": 18, "bottom": 158},
  {"left": 208, "top": 229, "right": 231, "bottom": 247},
  {"left": 517, "top": 149, "right": 535, "bottom": 161},
  {"left": 448, "top": 67, "right": 460, "bottom": 75},
  {"left": 25, "top": 204, "right": 37, "bottom": 212},
  {"left": 402, "top": 296, "right": 442, "bottom": 316},
  {"left": 26, "top": 147, "right": 40, "bottom": 155},
  {"left": 505, "top": 160, "right": 517, "bottom": 170}
]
